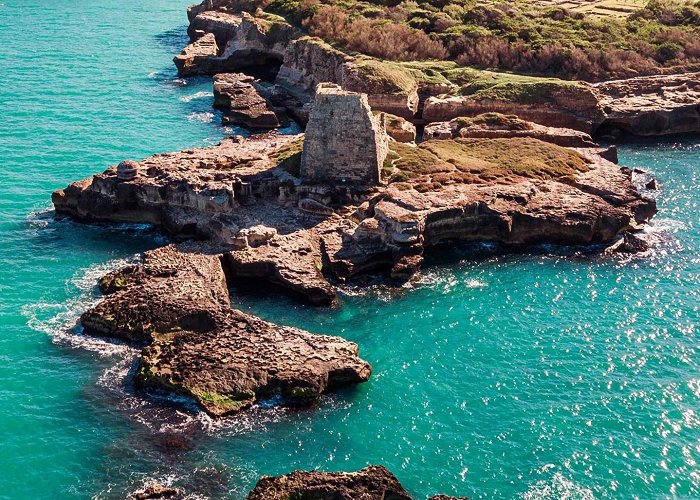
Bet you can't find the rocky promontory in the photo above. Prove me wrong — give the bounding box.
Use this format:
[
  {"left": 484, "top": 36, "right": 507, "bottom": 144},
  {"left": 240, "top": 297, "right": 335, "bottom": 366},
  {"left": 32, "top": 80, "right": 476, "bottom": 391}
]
[
  {"left": 81, "top": 243, "right": 371, "bottom": 416},
  {"left": 54, "top": 85, "right": 657, "bottom": 305}
]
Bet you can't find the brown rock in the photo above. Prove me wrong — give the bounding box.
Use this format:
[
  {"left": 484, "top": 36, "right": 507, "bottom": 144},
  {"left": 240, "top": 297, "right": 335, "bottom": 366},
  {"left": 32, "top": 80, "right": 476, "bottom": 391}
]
[
  {"left": 423, "top": 113, "right": 597, "bottom": 148},
  {"left": 80, "top": 243, "right": 230, "bottom": 343},
  {"left": 246, "top": 466, "right": 411, "bottom": 500},
  {"left": 382, "top": 113, "right": 417, "bottom": 143},
  {"left": 222, "top": 230, "right": 336, "bottom": 306},
  {"left": 82, "top": 243, "right": 370, "bottom": 416},
  {"left": 213, "top": 73, "right": 280, "bottom": 129},
  {"left": 173, "top": 32, "right": 219, "bottom": 77},
  {"left": 594, "top": 72, "right": 700, "bottom": 136},
  {"left": 137, "top": 308, "right": 371, "bottom": 416}
]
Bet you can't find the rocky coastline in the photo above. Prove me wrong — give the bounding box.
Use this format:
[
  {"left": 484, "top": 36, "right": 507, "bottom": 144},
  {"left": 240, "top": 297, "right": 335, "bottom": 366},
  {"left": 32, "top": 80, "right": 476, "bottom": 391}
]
[{"left": 48, "top": 0, "right": 700, "bottom": 496}]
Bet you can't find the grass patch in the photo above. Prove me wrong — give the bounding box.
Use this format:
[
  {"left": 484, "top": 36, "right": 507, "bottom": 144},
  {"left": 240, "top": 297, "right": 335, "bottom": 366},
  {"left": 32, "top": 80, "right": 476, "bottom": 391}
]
[
  {"left": 387, "top": 137, "right": 590, "bottom": 188},
  {"left": 454, "top": 113, "right": 534, "bottom": 131},
  {"left": 270, "top": 136, "right": 304, "bottom": 176},
  {"left": 191, "top": 388, "right": 255, "bottom": 412}
]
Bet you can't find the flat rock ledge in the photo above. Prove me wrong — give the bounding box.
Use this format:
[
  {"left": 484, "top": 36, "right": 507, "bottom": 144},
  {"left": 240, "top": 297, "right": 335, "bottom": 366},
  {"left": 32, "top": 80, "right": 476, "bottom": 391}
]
[
  {"left": 82, "top": 243, "right": 371, "bottom": 416},
  {"left": 424, "top": 113, "right": 597, "bottom": 148}
]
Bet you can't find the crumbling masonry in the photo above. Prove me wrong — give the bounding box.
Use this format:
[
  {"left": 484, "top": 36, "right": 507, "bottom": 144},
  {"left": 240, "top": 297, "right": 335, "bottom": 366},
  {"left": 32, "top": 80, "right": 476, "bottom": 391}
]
[{"left": 300, "top": 84, "right": 388, "bottom": 185}]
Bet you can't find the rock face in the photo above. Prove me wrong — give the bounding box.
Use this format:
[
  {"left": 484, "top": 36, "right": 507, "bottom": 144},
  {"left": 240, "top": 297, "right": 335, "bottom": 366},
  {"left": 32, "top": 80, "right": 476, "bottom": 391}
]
[
  {"left": 424, "top": 113, "right": 597, "bottom": 148},
  {"left": 213, "top": 73, "right": 280, "bottom": 128},
  {"left": 422, "top": 84, "right": 605, "bottom": 134},
  {"left": 246, "top": 466, "right": 412, "bottom": 500},
  {"left": 82, "top": 244, "right": 230, "bottom": 343},
  {"left": 82, "top": 243, "right": 371, "bottom": 416},
  {"left": 383, "top": 113, "right": 417, "bottom": 143},
  {"left": 594, "top": 72, "right": 700, "bottom": 136},
  {"left": 300, "top": 84, "right": 388, "bottom": 185},
  {"left": 173, "top": 31, "right": 219, "bottom": 77}
]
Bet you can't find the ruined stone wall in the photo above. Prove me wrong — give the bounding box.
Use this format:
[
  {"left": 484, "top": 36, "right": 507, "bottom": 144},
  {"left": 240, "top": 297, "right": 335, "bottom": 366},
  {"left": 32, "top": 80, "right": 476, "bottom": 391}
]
[{"left": 300, "top": 84, "right": 388, "bottom": 185}]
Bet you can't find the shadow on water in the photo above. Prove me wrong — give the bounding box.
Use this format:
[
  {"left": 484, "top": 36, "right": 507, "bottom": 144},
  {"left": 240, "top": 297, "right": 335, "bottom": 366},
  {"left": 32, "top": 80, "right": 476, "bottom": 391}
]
[{"left": 154, "top": 26, "right": 190, "bottom": 53}]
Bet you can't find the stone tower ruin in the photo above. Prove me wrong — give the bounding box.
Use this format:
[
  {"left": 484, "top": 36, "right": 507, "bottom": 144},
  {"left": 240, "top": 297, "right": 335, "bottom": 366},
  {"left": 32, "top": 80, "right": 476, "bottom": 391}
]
[{"left": 300, "top": 84, "right": 388, "bottom": 185}]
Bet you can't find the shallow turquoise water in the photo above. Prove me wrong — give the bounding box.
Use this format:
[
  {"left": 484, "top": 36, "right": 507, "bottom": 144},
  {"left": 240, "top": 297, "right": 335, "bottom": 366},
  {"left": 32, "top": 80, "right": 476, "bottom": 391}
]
[{"left": 1, "top": 0, "right": 700, "bottom": 498}]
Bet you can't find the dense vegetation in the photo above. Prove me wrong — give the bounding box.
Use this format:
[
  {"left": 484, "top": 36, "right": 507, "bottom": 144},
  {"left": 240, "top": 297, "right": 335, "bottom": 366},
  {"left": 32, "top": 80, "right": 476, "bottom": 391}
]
[{"left": 249, "top": 0, "right": 700, "bottom": 81}]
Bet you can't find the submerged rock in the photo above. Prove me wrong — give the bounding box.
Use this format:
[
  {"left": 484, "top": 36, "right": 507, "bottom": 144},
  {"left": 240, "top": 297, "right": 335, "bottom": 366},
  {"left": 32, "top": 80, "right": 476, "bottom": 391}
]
[{"left": 246, "top": 466, "right": 412, "bottom": 500}]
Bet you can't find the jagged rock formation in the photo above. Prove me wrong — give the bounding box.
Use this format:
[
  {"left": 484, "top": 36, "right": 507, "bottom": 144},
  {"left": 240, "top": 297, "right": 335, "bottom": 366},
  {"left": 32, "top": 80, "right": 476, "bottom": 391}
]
[
  {"left": 128, "top": 483, "right": 179, "bottom": 500},
  {"left": 424, "top": 113, "right": 597, "bottom": 148},
  {"left": 383, "top": 113, "right": 417, "bottom": 143},
  {"left": 213, "top": 73, "right": 280, "bottom": 128},
  {"left": 594, "top": 72, "right": 700, "bottom": 136},
  {"left": 81, "top": 243, "right": 371, "bottom": 416},
  {"left": 245, "top": 465, "right": 471, "bottom": 500},
  {"left": 246, "top": 466, "right": 412, "bottom": 500},
  {"left": 300, "top": 84, "right": 388, "bottom": 184},
  {"left": 82, "top": 244, "right": 230, "bottom": 344},
  {"left": 173, "top": 31, "right": 219, "bottom": 77}
]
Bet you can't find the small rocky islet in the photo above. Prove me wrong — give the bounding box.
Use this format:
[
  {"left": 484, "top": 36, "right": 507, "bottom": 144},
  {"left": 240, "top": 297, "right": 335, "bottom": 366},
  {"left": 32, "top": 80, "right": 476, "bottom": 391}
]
[{"left": 50, "top": 0, "right": 700, "bottom": 497}]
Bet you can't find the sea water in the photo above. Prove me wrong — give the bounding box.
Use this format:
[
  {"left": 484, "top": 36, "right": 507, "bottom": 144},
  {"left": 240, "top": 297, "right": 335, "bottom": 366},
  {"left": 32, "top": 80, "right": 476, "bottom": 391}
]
[{"left": 1, "top": 0, "right": 699, "bottom": 498}]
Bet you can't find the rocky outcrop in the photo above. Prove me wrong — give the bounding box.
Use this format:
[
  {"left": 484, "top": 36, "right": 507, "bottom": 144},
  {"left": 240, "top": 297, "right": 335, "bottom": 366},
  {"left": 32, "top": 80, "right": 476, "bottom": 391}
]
[
  {"left": 177, "top": 10, "right": 420, "bottom": 120},
  {"left": 222, "top": 229, "right": 336, "bottom": 305},
  {"left": 424, "top": 113, "right": 597, "bottom": 148},
  {"left": 137, "top": 307, "right": 371, "bottom": 416},
  {"left": 55, "top": 132, "right": 657, "bottom": 300},
  {"left": 594, "top": 72, "right": 700, "bottom": 136},
  {"left": 246, "top": 466, "right": 412, "bottom": 500},
  {"left": 82, "top": 243, "right": 371, "bottom": 416},
  {"left": 52, "top": 133, "right": 300, "bottom": 239},
  {"left": 173, "top": 31, "right": 219, "bottom": 77},
  {"left": 383, "top": 113, "right": 417, "bottom": 143},
  {"left": 213, "top": 73, "right": 280, "bottom": 128},
  {"left": 423, "top": 84, "right": 605, "bottom": 134},
  {"left": 82, "top": 243, "right": 230, "bottom": 343},
  {"left": 301, "top": 84, "right": 388, "bottom": 185}
]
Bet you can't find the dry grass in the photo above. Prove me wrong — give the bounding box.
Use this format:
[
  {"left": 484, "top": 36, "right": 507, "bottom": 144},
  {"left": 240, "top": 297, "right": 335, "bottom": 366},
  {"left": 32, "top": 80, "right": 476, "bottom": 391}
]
[{"left": 385, "top": 138, "right": 590, "bottom": 188}]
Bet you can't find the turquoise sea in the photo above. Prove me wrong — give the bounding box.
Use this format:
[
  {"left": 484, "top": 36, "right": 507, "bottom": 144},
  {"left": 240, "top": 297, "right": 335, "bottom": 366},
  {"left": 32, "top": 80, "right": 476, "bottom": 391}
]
[{"left": 1, "top": 0, "right": 700, "bottom": 498}]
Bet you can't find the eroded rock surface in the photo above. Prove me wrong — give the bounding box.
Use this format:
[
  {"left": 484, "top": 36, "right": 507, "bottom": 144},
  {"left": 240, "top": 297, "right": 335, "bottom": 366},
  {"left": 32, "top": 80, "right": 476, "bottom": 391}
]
[
  {"left": 137, "top": 307, "right": 371, "bottom": 416},
  {"left": 81, "top": 243, "right": 371, "bottom": 416},
  {"left": 213, "top": 72, "right": 280, "bottom": 128},
  {"left": 246, "top": 466, "right": 412, "bottom": 500},
  {"left": 424, "top": 113, "right": 597, "bottom": 148},
  {"left": 594, "top": 72, "right": 700, "bottom": 136}
]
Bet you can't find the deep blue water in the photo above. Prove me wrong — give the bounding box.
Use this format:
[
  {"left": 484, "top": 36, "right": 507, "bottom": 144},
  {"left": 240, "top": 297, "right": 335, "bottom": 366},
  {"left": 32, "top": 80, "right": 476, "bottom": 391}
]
[{"left": 1, "top": 0, "right": 700, "bottom": 498}]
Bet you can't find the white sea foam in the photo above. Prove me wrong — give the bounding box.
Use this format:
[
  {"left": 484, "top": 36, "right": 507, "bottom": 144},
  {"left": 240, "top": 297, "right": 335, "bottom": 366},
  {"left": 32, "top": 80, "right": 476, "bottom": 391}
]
[
  {"left": 179, "top": 91, "right": 213, "bottom": 102},
  {"left": 187, "top": 111, "right": 214, "bottom": 123},
  {"left": 521, "top": 472, "right": 596, "bottom": 500}
]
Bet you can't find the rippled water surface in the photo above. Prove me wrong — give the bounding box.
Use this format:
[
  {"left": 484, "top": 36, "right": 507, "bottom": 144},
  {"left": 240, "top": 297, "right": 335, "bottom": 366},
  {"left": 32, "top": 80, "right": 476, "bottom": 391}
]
[{"left": 1, "top": 0, "right": 700, "bottom": 498}]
